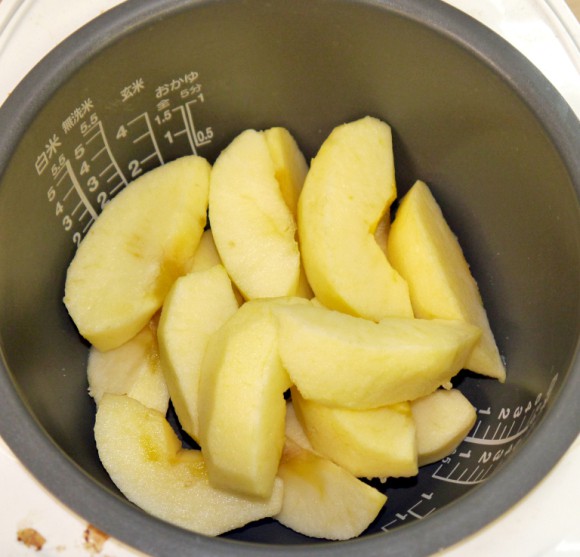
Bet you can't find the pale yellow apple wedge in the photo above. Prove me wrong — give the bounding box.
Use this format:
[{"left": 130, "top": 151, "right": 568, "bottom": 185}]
[
  {"left": 94, "top": 394, "right": 283, "bottom": 536},
  {"left": 87, "top": 318, "right": 169, "bottom": 414},
  {"left": 188, "top": 229, "right": 245, "bottom": 305},
  {"left": 388, "top": 180, "right": 506, "bottom": 381},
  {"left": 188, "top": 229, "right": 222, "bottom": 273},
  {"left": 374, "top": 211, "right": 391, "bottom": 257},
  {"left": 292, "top": 388, "right": 417, "bottom": 478},
  {"left": 198, "top": 299, "right": 293, "bottom": 498},
  {"left": 157, "top": 265, "right": 239, "bottom": 442},
  {"left": 209, "top": 129, "right": 301, "bottom": 299},
  {"left": 263, "top": 126, "right": 313, "bottom": 299},
  {"left": 274, "top": 303, "right": 480, "bottom": 409},
  {"left": 64, "top": 156, "right": 210, "bottom": 351},
  {"left": 298, "top": 116, "right": 413, "bottom": 321},
  {"left": 263, "top": 126, "right": 308, "bottom": 218},
  {"left": 411, "top": 388, "right": 477, "bottom": 466},
  {"left": 275, "top": 439, "right": 387, "bottom": 540},
  {"left": 284, "top": 401, "right": 313, "bottom": 451}
]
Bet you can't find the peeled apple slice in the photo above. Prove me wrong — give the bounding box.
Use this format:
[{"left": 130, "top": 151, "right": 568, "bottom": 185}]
[
  {"left": 387, "top": 180, "right": 506, "bottom": 381},
  {"left": 64, "top": 155, "right": 211, "bottom": 351},
  {"left": 274, "top": 302, "right": 481, "bottom": 409},
  {"left": 298, "top": 116, "right": 413, "bottom": 320},
  {"left": 275, "top": 438, "right": 387, "bottom": 540},
  {"left": 188, "top": 229, "right": 245, "bottom": 305},
  {"left": 188, "top": 229, "right": 222, "bottom": 273},
  {"left": 209, "top": 129, "right": 301, "bottom": 300},
  {"left": 94, "top": 394, "right": 283, "bottom": 536},
  {"left": 263, "top": 126, "right": 308, "bottom": 218},
  {"left": 411, "top": 388, "right": 477, "bottom": 466},
  {"left": 264, "top": 127, "right": 313, "bottom": 299},
  {"left": 198, "top": 299, "right": 294, "bottom": 498},
  {"left": 284, "top": 401, "right": 313, "bottom": 451},
  {"left": 87, "top": 318, "right": 169, "bottom": 415},
  {"left": 292, "top": 388, "right": 418, "bottom": 478},
  {"left": 157, "top": 265, "right": 239, "bottom": 442}
]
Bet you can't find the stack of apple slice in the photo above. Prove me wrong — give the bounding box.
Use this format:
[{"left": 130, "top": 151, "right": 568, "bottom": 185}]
[{"left": 65, "top": 117, "right": 505, "bottom": 540}]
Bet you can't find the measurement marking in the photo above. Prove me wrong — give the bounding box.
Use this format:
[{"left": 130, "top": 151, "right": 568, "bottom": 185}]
[
  {"left": 91, "top": 146, "right": 107, "bottom": 161},
  {"left": 62, "top": 185, "right": 75, "bottom": 202},
  {"left": 465, "top": 424, "right": 529, "bottom": 445},
  {"left": 186, "top": 101, "right": 207, "bottom": 148},
  {"left": 475, "top": 467, "right": 489, "bottom": 483},
  {"left": 63, "top": 160, "right": 98, "bottom": 220},
  {"left": 467, "top": 466, "right": 480, "bottom": 482},
  {"left": 455, "top": 468, "right": 468, "bottom": 482},
  {"left": 140, "top": 152, "right": 158, "bottom": 165},
  {"left": 99, "top": 162, "right": 115, "bottom": 177},
  {"left": 482, "top": 425, "right": 491, "bottom": 439},
  {"left": 132, "top": 131, "right": 151, "bottom": 143},
  {"left": 85, "top": 131, "right": 99, "bottom": 144},
  {"left": 71, "top": 200, "right": 83, "bottom": 216},
  {"left": 409, "top": 508, "right": 434, "bottom": 519},
  {"left": 470, "top": 421, "right": 481, "bottom": 437},
  {"left": 172, "top": 105, "right": 197, "bottom": 155},
  {"left": 447, "top": 462, "right": 460, "bottom": 478},
  {"left": 110, "top": 181, "right": 125, "bottom": 196},
  {"left": 432, "top": 465, "right": 485, "bottom": 485},
  {"left": 83, "top": 218, "right": 95, "bottom": 234},
  {"left": 82, "top": 122, "right": 100, "bottom": 138},
  {"left": 492, "top": 422, "right": 502, "bottom": 440},
  {"left": 107, "top": 173, "right": 122, "bottom": 185},
  {"left": 128, "top": 112, "right": 164, "bottom": 165},
  {"left": 516, "top": 413, "right": 531, "bottom": 435},
  {"left": 86, "top": 121, "right": 128, "bottom": 188},
  {"left": 56, "top": 170, "right": 70, "bottom": 188}
]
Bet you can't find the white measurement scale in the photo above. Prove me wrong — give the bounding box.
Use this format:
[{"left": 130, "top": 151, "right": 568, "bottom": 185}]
[{"left": 0, "top": 0, "right": 579, "bottom": 556}]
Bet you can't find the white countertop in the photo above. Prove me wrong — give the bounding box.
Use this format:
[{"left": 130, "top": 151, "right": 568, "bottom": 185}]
[{"left": 0, "top": 0, "right": 579, "bottom": 555}]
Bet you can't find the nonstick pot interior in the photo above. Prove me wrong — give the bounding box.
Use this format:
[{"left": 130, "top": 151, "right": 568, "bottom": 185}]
[{"left": 0, "top": 0, "right": 579, "bottom": 556}]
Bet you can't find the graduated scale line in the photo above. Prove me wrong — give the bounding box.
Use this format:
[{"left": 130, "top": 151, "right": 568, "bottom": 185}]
[
  {"left": 465, "top": 419, "right": 530, "bottom": 446},
  {"left": 431, "top": 462, "right": 494, "bottom": 485},
  {"left": 85, "top": 121, "right": 128, "bottom": 193},
  {"left": 128, "top": 112, "right": 164, "bottom": 165},
  {"left": 55, "top": 160, "right": 98, "bottom": 222}
]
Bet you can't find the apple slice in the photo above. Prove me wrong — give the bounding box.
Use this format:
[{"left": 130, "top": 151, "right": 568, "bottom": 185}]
[
  {"left": 274, "top": 303, "right": 480, "bottom": 409},
  {"left": 264, "top": 126, "right": 313, "bottom": 299},
  {"left": 188, "top": 229, "right": 222, "bottom": 273},
  {"left": 94, "top": 394, "right": 283, "bottom": 536},
  {"left": 64, "top": 156, "right": 210, "bottom": 351},
  {"left": 209, "top": 129, "right": 301, "bottom": 300},
  {"left": 263, "top": 126, "right": 308, "bottom": 218},
  {"left": 87, "top": 317, "right": 169, "bottom": 414},
  {"left": 187, "top": 229, "right": 245, "bottom": 305},
  {"left": 373, "top": 211, "right": 391, "bottom": 256},
  {"left": 157, "top": 265, "right": 239, "bottom": 442},
  {"left": 292, "top": 388, "right": 417, "bottom": 478},
  {"left": 275, "top": 438, "right": 387, "bottom": 540},
  {"left": 411, "top": 388, "right": 477, "bottom": 466},
  {"left": 198, "top": 299, "right": 294, "bottom": 498},
  {"left": 388, "top": 180, "right": 506, "bottom": 381},
  {"left": 284, "top": 401, "right": 313, "bottom": 451},
  {"left": 298, "top": 116, "right": 413, "bottom": 321}
]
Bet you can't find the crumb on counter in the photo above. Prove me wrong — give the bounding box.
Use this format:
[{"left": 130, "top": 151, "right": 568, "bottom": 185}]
[
  {"left": 17, "top": 527, "right": 46, "bottom": 551},
  {"left": 83, "top": 524, "right": 109, "bottom": 554}
]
